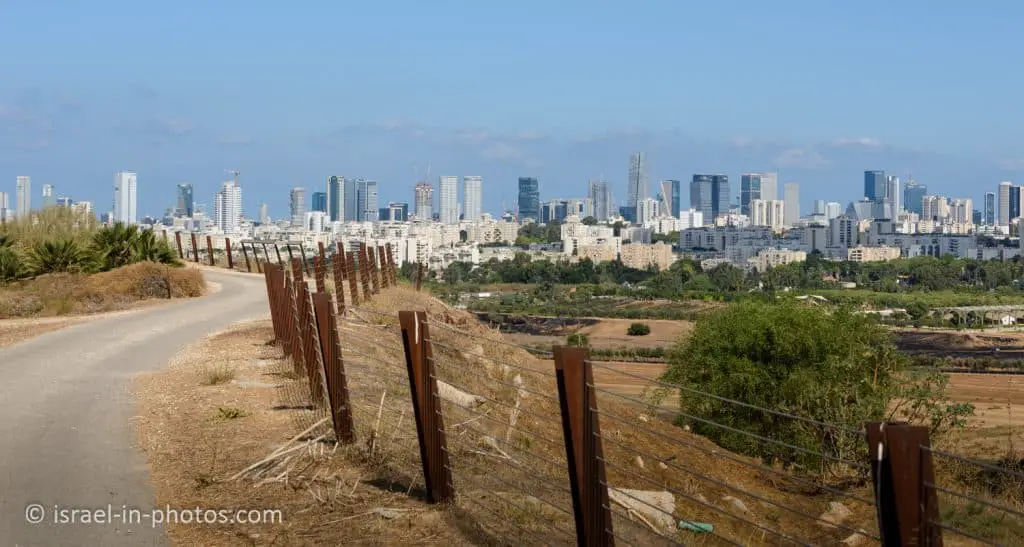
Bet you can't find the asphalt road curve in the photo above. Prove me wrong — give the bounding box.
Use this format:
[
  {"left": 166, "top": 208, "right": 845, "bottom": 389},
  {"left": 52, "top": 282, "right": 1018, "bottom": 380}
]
[{"left": 0, "top": 268, "right": 269, "bottom": 546}]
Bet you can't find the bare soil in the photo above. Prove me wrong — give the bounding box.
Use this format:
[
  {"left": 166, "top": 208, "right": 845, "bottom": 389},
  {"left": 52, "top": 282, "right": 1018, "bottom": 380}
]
[
  {"left": 896, "top": 328, "right": 1024, "bottom": 360},
  {"left": 503, "top": 318, "right": 691, "bottom": 351}
]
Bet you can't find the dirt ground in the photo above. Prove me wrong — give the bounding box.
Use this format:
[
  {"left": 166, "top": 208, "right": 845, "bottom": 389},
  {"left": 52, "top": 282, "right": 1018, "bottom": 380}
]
[
  {"left": 134, "top": 321, "right": 474, "bottom": 546},
  {"left": 504, "top": 318, "right": 691, "bottom": 351},
  {"left": 944, "top": 373, "right": 1024, "bottom": 456},
  {"left": 896, "top": 327, "right": 1024, "bottom": 360}
]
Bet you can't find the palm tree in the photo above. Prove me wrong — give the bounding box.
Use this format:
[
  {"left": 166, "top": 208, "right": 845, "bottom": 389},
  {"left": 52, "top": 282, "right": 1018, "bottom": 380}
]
[
  {"left": 0, "top": 233, "right": 13, "bottom": 248},
  {"left": 92, "top": 222, "right": 140, "bottom": 271},
  {"left": 27, "top": 239, "right": 94, "bottom": 276},
  {"left": 133, "top": 229, "right": 178, "bottom": 265},
  {"left": 0, "top": 246, "right": 23, "bottom": 281}
]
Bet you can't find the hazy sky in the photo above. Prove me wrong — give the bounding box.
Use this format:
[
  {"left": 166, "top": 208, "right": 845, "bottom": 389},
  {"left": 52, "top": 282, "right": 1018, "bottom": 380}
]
[{"left": 2, "top": 1, "right": 1023, "bottom": 218}]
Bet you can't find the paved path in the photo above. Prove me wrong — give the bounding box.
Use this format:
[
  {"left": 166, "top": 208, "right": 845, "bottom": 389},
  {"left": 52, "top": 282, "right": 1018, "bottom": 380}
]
[{"left": 0, "top": 268, "right": 268, "bottom": 546}]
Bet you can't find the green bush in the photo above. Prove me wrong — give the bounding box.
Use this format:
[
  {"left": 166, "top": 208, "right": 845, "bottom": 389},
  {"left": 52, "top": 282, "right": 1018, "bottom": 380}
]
[
  {"left": 566, "top": 333, "right": 589, "bottom": 347},
  {"left": 0, "top": 246, "right": 23, "bottom": 281},
  {"left": 27, "top": 239, "right": 95, "bottom": 276},
  {"left": 660, "top": 300, "right": 972, "bottom": 475},
  {"left": 627, "top": 322, "right": 651, "bottom": 336}
]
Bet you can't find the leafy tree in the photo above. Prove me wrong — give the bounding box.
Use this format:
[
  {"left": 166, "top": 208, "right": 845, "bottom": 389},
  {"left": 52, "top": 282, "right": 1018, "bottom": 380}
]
[
  {"left": 708, "top": 263, "right": 746, "bottom": 292},
  {"left": 660, "top": 299, "right": 971, "bottom": 475},
  {"left": 27, "top": 239, "right": 95, "bottom": 275},
  {"left": 627, "top": 322, "right": 651, "bottom": 336},
  {"left": 581, "top": 216, "right": 598, "bottom": 226}
]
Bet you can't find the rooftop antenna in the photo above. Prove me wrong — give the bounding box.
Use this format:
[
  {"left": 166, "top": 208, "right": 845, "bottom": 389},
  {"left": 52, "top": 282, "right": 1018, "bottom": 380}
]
[{"left": 226, "top": 169, "right": 240, "bottom": 186}]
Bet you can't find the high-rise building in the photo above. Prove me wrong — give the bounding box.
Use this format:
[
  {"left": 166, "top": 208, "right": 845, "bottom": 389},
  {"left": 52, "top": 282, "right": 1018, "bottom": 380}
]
[
  {"left": 258, "top": 203, "right": 269, "bottom": 225},
  {"left": 0, "top": 191, "right": 8, "bottom": 222},
  {"left": 864, "top": 171, "right": 886, "bottom": 201},
  {"left": 904, "top": 180, "right": 927, "bottom": 217},
  {"left": 42, "top": 184, "right": 54, "bottom": 208},
  {"left": 176, "top": 183, "right": 194, "bottom": 217},
  {"left": 690, "top": 175, "right": 713, "bottom": 226},
  {"left": 311, "top": 192, "right": 327, "bottom": 213},
  {"left": 783, "top": 183, "right": 800, "bottom": 226},
  {"left": 813, "top": 200, "right": 827, "bottom": 215},
  {"left": 327, "top": 176, "right": 343, "bottom": 222},
  {"left": 438, "top": 176, "right": 459, "bottom": 224},
  {"left": 113, "top": 171, "right": 138, "bottom": 225},
  {"left": 656, "top": 179, "right": 681, "bottom": 219},
  {"left": 343, "top": 178, "right": 359, "bottom": 222},
  {"left": 517, "top": 177, "right": 540, "bottom": 221},
  {"left": 626, "top": 152, "right": 648, "bottom": 223},
  {"left": 740, "top": 172, "right": 777, "bottom": 215},
  {"left": 1011, "top": 186, "right": 1022, "bottom": 221},
  {"left": 357, "top": 179, "right": 379, "bottom": 222},
  {"left": 290, "top": 187, "right": 306, "bottom": 227},
  {"left": 463, "top": 175, "right": 482, "bottom": 222},
  {"left": 214, "top": 181, "right": 242, "bottom": 232},
  {"left": 379, "top": 202, "right": 409, "bottom": 222},
  {"left": 750, "top": 199, "right": 786, "bottom": 231},
  {"left": 984, "top": 192, "right": 996, "bottom": 225},
  {"left": 589, "top": 180, "right": 612, "bottom": 221},
  {"left": 414, "top": 183, "right": 433, "bottom": 220},
  {"left": 886, "top": 175, "right": 901, "bottom": 215},
  {"left": 16, "top": 176, "right": 31, "bottom": 218},
  {"left": 999, "top": 181, "right": 1013, "bottom": 226}
]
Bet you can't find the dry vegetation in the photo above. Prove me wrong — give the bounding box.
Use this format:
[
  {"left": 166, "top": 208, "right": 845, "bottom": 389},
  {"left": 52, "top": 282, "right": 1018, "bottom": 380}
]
[
  {"left": 137, "top": 280, "right": 904, "bottom": 546},
  {"left": 0, "top": 262, "right": 205, "bottom": 320}
]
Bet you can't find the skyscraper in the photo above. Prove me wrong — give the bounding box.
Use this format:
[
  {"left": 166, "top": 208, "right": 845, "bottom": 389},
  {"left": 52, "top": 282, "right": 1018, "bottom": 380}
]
[
  {"left": 517, "top": 177, "right": 540, "bottom": 221},
  {"left": 783, "top": 183, "right": 800, "bottom": 227},
  {"left": 665, "top": 180, "right": 681, "bottom": 219},
  {"left": 886, "top": 175, "right": 901, "bottom": 215},
  {"left": 113, "top": 171, "right": 138, "bottom": 225},
  {"left": 589, "top": 180, "right": 612, "bottom": 221},
  {"left": 438, "top": 176, "right": 459, "bottom": 224},
  {"left": 42, "top": 184, "right": 54, "bottom": 208},
  {"left": 864, "top": 171, "right": 886, "bottom": 201},
  {"left": 290, "top": 187, "right": 306, "bottom": 227},
  {"left": 1011, "top": 186, "right": 1022, "bottom": 221},
  {"left": 16, "top": 176, "right": 30, "bottom": 218},
  {"left": 904, "top": 180, "right": 927, "bottom": 217},
  {"left": 414, "top": 183, "right": 433, "bottom": 220},
  {"left": 690, "top": 175, "right": 713, "bottom": 226},
  {"left": 357, "top": 180, "right": 379, "bottom": 222},
  {"left": 463, "top": 175, "right": 482, "bottom": 222},
  {"left": 711, "top": 174, "right": 730, "bottom": 222},
  {"left": 176, "top": 183, "right": 194, "bottom": 217},
  {"left": 312, "top": 192, "right": 327, "bottom": 213},
  {"left": 343, "top": 178, "right": 359, "bottom": 222},
  {"left": 327, "top": 176, "right": 343, "bottom": 222},
  {"left": 0, "top": 192, "right": 9, "bottom": 222},
  {"left": 984, "top": 192, "right": 996, "bottom": 225},
  {"left": 626, "top": 152, "right": 648, "bottom": 222},
  {"left": 999, "top": 181, "right": 1012, "bottom": 226},
  {"left": 214, "top": 181, "right": 242, "bottom": 232}
]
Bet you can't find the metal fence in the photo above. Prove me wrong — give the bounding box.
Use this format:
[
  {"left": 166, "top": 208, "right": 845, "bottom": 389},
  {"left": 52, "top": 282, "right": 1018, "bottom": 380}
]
[{"left": 214, "top": 231, "right": 1024, "bottom": 546}]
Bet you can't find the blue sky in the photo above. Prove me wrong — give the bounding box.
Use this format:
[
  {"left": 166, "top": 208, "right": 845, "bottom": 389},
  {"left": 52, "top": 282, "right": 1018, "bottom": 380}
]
[{"left": 2, "top": 1, "right": 1023, "bottom": 218}]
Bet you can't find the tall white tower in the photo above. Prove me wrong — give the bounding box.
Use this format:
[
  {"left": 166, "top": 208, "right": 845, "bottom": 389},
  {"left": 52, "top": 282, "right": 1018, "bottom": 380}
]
[
  {"left": 439, "top": 175, "right": 458, "bottom": 224},
  {"left": 214, "top": 181, "right": 242, "bottom": 232},
  {"left": 463, "top": 176, "right": 483, "bottom": 222},
  {"left": 15, "top": 176, "right": 30, "bottom": 218},
  {"left": 113, "top": 171, "right": 137, "bottom": 225}
]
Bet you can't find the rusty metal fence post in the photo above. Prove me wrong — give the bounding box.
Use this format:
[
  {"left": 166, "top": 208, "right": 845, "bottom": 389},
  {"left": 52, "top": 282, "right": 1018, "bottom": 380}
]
[
  {"left": 314, "top": 256, "right": 327, "bottom": 293},
  {"left": 359, "top": 244, "right": 372, "bottom": 299},
  {"left": 865, "top": 422, "right": 942, "bottom": 546},
  {"left": 331, "top": 253, "right": 347, "bottom": 313},
  {"left": 299, "top": 243, "right": 311, "bottom": 276},
  {"left": 206, "top": 235, "right": 215, "bottom": 266},
  {"left": 385, "top": 244, "right": 397, "bottom": 286},
  {"left": 369, "top": 246, "right": 381, "bottom": 294},
  {"left": 225, "top": 237, "right": 234, "bottom": 269},
  {"left": 241, "top": 242, "right": 252, "bottom": 272},
  {"left": 190, "top": 233, "right": 200, "bottom": 262},
  {"left": 553, "top": 346, "right": 614, "bottom": 546},
  {"left": 174, "top": 232, "right": 184, "bottom": 259},
  {"left": 346, "top": 251, "right": 360, "bottom": 306},
  {"left": 377, "top": 246, "right": 389, "bottom": 289},
  {"left": 263, "top": 265, "right": 283, "bottom": 342},
  {"left": 398, "top": 311, "right": 454, "bottom": 504},
  {"left": 275, "top": 244, "right": 284, "bottom": 267},
  {"left": 286, "top": 244, "right": 295, "bottom": 265},
  {"left": 313, "top": 292, "right": 355, "bottom": 443},
  {"left": 415, "top": 262, "right": 424, "bottom": 291}
]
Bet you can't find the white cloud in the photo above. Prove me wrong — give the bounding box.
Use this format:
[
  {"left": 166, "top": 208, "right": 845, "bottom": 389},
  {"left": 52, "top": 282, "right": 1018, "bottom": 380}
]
[
  {"left": 775, "top": 148, "right": 830, "bottom": 168},
  {"left": 831, "top": 137, "right": 882, "bottom": 148}
]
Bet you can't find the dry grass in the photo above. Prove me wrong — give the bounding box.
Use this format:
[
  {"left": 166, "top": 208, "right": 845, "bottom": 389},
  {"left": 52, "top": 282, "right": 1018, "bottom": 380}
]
[{"left": 0, "top": 262, "right": 205, "bottom": 319}]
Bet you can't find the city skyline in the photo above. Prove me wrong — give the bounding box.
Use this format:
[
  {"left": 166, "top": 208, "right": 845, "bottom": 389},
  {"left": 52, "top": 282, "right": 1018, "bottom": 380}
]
[{"left": 3, "top": 3, "right": 1024, "bottom": 221}]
